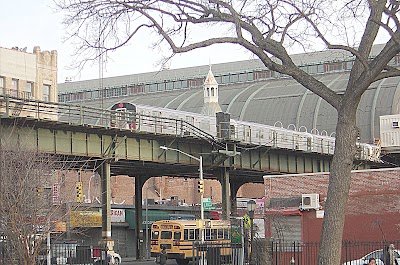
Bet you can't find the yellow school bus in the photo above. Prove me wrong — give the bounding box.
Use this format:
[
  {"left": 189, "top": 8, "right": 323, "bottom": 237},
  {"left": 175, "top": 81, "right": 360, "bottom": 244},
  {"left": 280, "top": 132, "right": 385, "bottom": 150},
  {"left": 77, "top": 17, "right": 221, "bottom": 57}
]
[{"left": 150, "top": 219, "right": 231, "bottom": 265}]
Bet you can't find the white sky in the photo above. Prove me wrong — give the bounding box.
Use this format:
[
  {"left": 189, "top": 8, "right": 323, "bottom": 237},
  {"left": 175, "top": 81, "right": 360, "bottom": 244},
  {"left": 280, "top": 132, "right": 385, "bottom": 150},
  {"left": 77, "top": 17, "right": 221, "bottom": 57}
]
[
  {"left": 1, "top": 0, "right": 254, "bottom": 83},
  {"left": 1, "top": 1, "right": 391, "bottom": 84}
]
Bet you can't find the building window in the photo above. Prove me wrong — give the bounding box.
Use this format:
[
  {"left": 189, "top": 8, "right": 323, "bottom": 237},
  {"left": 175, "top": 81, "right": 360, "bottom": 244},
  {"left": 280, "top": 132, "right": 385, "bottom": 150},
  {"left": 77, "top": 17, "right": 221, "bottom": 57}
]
[
  {"left": 26, "top": 82, "right": 33, "bottom": 99},
  {"left": 43, "top": 84, "right": 50, "bottom": 101},
  {"left": 0, "top": 77, "right": 4, "bottom": 95},
  {"left": 11, "top": 79, "right": 18, "bottom": 97}
]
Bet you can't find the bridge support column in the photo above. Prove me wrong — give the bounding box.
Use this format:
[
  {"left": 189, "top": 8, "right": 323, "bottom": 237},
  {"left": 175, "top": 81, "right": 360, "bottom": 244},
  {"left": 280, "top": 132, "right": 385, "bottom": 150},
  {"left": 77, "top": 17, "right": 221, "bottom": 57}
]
[
  {"left": 218, "top": 167, "right": 231, "bottom": 220},
  {"left": 135, "top": 176, "right": 146, "bottom": 260},
  {"left": 100, "top": 160, "right": 114, "bottom": 250},
  {"left": 229, "top": 181, "right": 242, "bottom": 217}
]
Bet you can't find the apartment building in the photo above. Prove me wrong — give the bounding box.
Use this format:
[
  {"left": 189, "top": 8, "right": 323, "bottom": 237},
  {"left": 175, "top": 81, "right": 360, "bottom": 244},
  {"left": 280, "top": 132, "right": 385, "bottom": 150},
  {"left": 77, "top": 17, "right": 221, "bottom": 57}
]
[{"left": 0, "top": 46, "right": 58, "bottom": 119}]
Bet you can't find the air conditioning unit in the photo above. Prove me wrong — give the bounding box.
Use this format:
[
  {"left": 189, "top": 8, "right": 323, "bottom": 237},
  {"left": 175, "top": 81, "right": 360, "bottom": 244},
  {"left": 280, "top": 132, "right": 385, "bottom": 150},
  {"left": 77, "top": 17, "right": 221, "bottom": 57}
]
[
  {"left": 392, "top": 121, "right": 399, "bottom": 128},
  {"left": 301, "top": 194, "right": 320, "bottom": 210}
]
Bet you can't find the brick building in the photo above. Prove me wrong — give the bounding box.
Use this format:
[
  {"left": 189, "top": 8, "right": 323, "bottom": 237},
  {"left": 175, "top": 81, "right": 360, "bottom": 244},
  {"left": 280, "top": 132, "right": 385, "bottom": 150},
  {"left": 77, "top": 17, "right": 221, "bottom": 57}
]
[
  {"left": 264, "top": 167, "right": 400, "bottom": 242},
  {"left": 56, "top": 171, "right": 265, "bottom": 207}
]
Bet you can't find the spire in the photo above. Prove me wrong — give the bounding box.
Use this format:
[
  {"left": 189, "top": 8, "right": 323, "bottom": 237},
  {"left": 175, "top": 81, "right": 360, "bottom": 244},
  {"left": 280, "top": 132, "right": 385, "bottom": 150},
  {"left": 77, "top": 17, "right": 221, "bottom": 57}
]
[
  {"left": 204, "top": 65, "right": 218, "bottom": 86},
  {"left": 201, "top": 67, "right": 222, "bottom": 116}
]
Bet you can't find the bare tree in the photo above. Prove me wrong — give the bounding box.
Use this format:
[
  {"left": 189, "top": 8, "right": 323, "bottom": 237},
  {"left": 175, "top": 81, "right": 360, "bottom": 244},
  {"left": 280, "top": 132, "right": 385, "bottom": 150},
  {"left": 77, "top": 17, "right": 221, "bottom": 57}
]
[
  {"left": 0, "top": 136, "right": 66, "bottom": 265},
  {"left": 55, "top": 0, "right": 400, "bottom": 264}
]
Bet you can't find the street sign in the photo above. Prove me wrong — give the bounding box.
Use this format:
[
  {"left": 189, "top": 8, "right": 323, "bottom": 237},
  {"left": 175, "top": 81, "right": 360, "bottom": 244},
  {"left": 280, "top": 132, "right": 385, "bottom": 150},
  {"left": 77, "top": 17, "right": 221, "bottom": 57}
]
[{"left": 202, "top": 198, "right": 216, "bottom": 210}]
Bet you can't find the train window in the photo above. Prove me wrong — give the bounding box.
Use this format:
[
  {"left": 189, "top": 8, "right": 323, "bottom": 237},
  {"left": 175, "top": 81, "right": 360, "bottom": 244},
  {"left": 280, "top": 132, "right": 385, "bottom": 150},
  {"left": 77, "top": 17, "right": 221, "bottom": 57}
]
[
  {"left": 151, "top": 231, "right": 159, "bottom": 240},
  {"left": 174, "top": 232, "right": 181, "bottom": 240},
  {"left": 161, "top": 231, "right": 172, "bottom": 239}
]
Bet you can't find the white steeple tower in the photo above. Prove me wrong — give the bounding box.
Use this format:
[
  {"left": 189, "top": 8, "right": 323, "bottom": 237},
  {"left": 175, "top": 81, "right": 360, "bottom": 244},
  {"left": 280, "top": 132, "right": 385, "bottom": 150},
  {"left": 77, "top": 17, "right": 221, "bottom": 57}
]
[{"left": 201, "top": 66, "right": 222, "bottom": 116}]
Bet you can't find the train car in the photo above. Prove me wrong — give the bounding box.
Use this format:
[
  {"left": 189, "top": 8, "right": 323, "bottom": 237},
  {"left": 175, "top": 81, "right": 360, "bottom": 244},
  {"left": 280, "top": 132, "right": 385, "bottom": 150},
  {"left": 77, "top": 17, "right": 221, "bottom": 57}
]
[{"left": 107, "top": 102, "right": 381, "bottom": 162}]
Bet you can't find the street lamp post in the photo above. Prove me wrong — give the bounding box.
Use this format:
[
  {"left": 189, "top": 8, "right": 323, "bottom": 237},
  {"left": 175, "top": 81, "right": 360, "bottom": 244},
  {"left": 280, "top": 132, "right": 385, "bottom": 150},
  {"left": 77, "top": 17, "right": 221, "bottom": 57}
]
[
  {"left": 144, "top": 183, "right": 161, "bottom": 259},
  {"left": 247, "top": 200, "right": 256, "bottom": 265},
  {"left": 160, "top": 146, "right": 204, "bottom": 243}
]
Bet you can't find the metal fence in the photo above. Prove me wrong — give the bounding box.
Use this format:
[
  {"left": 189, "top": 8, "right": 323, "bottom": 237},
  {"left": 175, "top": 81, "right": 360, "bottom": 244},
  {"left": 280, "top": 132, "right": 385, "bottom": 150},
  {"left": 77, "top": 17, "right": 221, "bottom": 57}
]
[
  {"left": 38, "top": 245, "right": 109, "bottom": 265},
  {"left": 0, "top": 243, "right": 109, "bottom": 265},
  {"left": 192, "top": 242, "right": 245, "bottom": 265},
  {"left": 271, "top": 240, "right": 400, "bottom": 265}
]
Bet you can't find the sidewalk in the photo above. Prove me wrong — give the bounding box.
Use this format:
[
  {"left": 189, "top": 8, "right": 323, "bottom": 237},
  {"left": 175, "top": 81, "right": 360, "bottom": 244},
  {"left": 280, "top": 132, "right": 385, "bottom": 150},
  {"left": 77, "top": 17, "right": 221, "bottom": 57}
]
[{"left": 123, "top": 257, "right": 156, "bottom": 262}]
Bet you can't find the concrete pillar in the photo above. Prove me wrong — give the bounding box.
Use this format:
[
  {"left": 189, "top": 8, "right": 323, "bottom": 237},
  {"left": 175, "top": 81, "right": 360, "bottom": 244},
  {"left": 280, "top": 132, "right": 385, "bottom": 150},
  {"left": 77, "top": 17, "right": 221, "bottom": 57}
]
[
  {"left": 218, "top": 167, "right": 231, "bottom": 220},
  {"left": 100, "top": 161, "right": 114, "bottom": 250}
]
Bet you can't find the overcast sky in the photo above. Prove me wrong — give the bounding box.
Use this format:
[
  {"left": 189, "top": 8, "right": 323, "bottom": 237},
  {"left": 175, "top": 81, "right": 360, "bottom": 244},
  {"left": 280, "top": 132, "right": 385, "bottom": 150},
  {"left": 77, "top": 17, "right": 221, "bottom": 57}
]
[{"left": 1, "top": 0, "right": 255, "bottom": 83}]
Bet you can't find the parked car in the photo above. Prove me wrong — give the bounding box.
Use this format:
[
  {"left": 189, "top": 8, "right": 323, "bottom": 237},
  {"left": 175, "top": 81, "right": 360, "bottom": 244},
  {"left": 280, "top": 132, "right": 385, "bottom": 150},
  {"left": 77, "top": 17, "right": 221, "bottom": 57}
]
[
  {"left": 343, "top": 249, "right": 400, "bottom": 265},
  {"left": 110, "top": 252, "right": 122, "bottom": 265},
  {"left": 94, "top": 251, "right": 122, "bottom": 265}
]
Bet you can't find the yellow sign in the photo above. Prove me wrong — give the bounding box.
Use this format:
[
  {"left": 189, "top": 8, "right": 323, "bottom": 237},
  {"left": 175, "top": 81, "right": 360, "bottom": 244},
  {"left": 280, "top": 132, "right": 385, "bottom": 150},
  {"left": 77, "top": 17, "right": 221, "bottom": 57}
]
[
  {"left": 54, "top": 221, "right": 67, "bottom": 232},
  {"left": 70, "top": 211, "right": 102, "bottom": 227},
  {"left": 243, "top": 214, "right": 251, "bottom": 229}
]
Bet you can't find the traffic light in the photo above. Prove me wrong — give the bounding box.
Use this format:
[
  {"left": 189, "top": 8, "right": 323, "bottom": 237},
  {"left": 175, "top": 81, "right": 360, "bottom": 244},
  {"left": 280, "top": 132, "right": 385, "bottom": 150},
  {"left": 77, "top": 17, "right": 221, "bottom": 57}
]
[
  {"left": 197, "top": 179, "right": 204, "bottom": 194},
  {"left": 76, "top": 181, "right": 83, "bottom": 203}
]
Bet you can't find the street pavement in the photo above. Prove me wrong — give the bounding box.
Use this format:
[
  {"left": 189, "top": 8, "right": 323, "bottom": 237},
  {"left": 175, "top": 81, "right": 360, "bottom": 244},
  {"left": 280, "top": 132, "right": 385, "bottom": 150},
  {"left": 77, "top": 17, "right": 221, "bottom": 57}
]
[{"left": 123, "top": 258, "right": 180, "bottom": 265}]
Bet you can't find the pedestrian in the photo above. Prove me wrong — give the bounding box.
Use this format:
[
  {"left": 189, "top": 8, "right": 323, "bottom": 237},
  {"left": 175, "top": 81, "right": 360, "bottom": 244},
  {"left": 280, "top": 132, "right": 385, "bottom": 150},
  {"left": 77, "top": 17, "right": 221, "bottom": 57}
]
[
  {"left": 368, "top": 257, "right": 376, "bottom": 265},
  {"left": 158, "top": 245, "right": 167, "bottom": 265}
]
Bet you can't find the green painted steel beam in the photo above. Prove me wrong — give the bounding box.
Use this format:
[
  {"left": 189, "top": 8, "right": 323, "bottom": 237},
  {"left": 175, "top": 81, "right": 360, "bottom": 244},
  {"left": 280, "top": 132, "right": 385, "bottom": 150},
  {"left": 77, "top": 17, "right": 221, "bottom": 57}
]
[{"left": 0, "top": 119, "right": 373, "bottom": 177}]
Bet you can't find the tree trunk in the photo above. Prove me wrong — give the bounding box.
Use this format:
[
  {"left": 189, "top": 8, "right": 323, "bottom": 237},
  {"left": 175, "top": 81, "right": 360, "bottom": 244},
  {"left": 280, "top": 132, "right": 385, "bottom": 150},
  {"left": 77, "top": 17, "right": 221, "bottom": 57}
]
[{"left": 318, "top": 103, "right": 359, "bottom": 265}]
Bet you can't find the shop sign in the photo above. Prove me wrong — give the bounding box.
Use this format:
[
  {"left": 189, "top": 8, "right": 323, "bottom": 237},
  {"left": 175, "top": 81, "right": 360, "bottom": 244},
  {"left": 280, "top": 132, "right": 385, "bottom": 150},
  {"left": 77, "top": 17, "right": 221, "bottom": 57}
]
[
  {"left": 111, "top": 209, "right": 125, "bottom": 223},
  {"left": 70, "top": 211, "right": 102, "bottom": 227}
]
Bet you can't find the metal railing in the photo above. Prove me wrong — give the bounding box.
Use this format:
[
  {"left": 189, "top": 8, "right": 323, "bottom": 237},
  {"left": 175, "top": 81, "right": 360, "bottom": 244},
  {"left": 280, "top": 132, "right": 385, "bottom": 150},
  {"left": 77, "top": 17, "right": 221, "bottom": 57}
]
[
  {"left": 193, "top": 241, "right": 245, "bottom": 265},
  {"left": 271, "top": 240, "right": 400, "bottom": 265},
  {"left": 0, "top": 95, "right": 381, "bottom": 162}
]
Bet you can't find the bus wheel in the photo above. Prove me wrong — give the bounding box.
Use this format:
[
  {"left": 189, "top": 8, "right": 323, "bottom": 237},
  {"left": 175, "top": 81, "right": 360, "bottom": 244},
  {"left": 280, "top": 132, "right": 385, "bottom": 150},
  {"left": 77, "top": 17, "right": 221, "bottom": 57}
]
[{"left": 176, "top": 258, "right": 189, "bottom": 265}]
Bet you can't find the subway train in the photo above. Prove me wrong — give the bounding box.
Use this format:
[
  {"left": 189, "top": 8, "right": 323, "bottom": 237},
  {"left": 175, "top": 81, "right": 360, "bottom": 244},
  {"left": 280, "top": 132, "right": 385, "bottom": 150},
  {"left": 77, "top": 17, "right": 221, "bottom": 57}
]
[{"left": 109, "top": 102, "right": 381, "bottom": 162}]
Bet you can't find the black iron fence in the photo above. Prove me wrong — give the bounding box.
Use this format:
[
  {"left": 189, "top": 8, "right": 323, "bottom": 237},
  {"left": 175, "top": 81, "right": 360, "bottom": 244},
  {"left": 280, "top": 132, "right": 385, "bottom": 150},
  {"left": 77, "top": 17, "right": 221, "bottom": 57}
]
[
  {"left": 192, "top": 241, "right": 245, "bottom": 265},
  {"left": 0, "top": 243, "right": 109, "bottom": 265},
  {"left": 271, "top": 240, "right": 400, "bottom": 265}
]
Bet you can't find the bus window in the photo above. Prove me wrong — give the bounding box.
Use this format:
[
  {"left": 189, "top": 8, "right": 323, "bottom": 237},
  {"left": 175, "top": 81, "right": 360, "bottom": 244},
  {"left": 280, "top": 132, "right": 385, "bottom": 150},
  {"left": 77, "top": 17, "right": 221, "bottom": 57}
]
[
  {"left": 174, "top": 232, "right": 181, "bottom": 240},
  {"left": 224, "top": 229, "right": 230, "bottom": 239},
  {"left": 184, "top": 229, "right": 195, "bottom": 240},
  {"left": 218, "top": 229, "right": 224, "bottom": 239},
  {"left": 205, "top": 229, "right": 211, "bottom": 240},
  {"left": 211, "top": 229, "right": 217, "bottom": 240},
  {"left": 151, "top": 231, "right": 159, "bottom": 240},
  {"left": 161, "top": 231, "right": 172, "bottom": 239}
]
